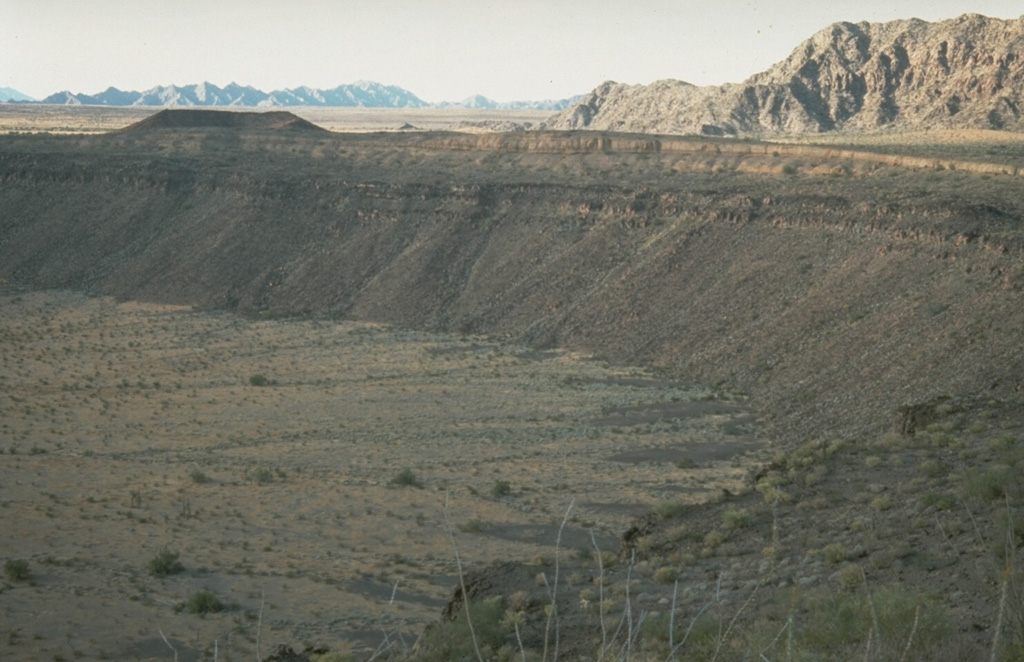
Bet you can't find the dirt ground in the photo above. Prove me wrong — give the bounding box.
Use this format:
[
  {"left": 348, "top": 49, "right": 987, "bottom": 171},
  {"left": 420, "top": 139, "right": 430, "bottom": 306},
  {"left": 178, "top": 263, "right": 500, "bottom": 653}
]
[{"left": 0, "top": 289, "right": 763, "bottom": 660}]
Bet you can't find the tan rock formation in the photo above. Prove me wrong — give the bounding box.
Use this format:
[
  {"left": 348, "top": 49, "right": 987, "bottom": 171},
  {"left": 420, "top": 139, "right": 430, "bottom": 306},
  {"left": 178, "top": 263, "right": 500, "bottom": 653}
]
[{"left": 544, "top": 13, "right": 1024, "bottom": 135}]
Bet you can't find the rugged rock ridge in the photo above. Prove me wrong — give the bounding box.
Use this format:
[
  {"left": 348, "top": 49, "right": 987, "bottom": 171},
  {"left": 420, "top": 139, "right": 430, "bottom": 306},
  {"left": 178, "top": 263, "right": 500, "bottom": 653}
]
[{"left": 544, "top": 13, "right": 1024, "bottom": 135}]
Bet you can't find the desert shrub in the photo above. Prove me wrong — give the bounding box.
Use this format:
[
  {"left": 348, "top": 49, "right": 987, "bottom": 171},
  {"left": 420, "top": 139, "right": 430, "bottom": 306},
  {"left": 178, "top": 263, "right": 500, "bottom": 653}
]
[
  {"left": 490, "top": 480, "right": 511, "bottom": 498},
  {"left": 703, "top": 529, "right": 726, "bottom": 548},
  {"left": 836, "top": 563, "right": 863, "bottom": 591},
  {"left": 805, "top": 464, "right": 829, "bottom": 486},
  {"left": 639, "top": 608, "right": 719, "bottom": 659},
  {"left": 594, "top": 549, "right": 618, "bottom": 569},
  {"left": 148, "top": 549, "right": 184, "bottom": 577},
  {"left": 962, "top": 464, "right": 1016, "bottom": 502},
  {"left": 653, "top": 566, "right": 679, "bottom": 584},
  {"left": 755, "top": 473, "right": 790, "bottom": 504},
  {"left": 989, "top": 435, "right": 1018, "bottom": 451},
  {"left": 793, "top": 589, "right": 949, "bottom": 660},
  {"left": 921, "top": 492, "right": 958, "bottom": 511},
  {"left": 418, "top": 598, "right": 509, "bottom": 662},
  {"left": 992, "top": 509, "right": 1024, "bottom": 562},
  {"left": 871, "top": 495, "right": 893, "bottom": 511},
  {"left": 178, "top": 589, "right": 225, "bottom": 615},
  {"left": 655, "top": 500, "right": 689, "bottom": 519},
  {"left": 252, "top": 467, "right": 275, "bottom": 485},
  {"left": 721, "top": 508, "right": 753, "bottom": 529},
  {"left": 457, "top": 519, "right": 486, "bottom": 534},
  {"left": 248, "top": 374, "right": 269, "bottom": 386},
  {"left": 4, "top": 559, "right": 30, "bottom": 581},
  {"left": 822, "top": 542, "right": 848, "bottom": 564},
  {"left": 189, "top": 469, "right": 210, "bottom": 484},
  {"left": 389, "top": 467, "right": 422, "bottom": 488},
  {"left": 310, "top": 652, "right": 354, "bottom": 662}
]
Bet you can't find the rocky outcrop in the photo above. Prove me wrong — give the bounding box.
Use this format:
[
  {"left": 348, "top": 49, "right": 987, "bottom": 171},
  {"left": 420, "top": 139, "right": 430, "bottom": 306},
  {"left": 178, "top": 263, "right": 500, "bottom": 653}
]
[{"left": 544, "top": 13, "right": 1024, "bottom": 135}]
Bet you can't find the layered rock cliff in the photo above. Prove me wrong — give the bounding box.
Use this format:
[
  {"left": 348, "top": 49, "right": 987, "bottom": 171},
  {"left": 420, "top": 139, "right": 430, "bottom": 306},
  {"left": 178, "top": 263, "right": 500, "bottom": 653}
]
[
  {"left": 544, "top": 13, "right": 1024, "bottom": 135},
  {"left": 1, "top": 127, "right": 1023, "bottom": 442}
]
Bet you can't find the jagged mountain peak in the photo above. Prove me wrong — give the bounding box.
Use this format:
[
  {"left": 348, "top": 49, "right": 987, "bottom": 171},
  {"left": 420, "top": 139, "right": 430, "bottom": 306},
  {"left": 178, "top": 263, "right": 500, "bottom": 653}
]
[
  {"left": 39, "top": 81, "right": 430, "bottom": 108},
  {"left": 0, "top": 86, "right": 35, "bottom": 102},
  {"left": 545, "top": 12, "right": 1024, "bottom": 135}
]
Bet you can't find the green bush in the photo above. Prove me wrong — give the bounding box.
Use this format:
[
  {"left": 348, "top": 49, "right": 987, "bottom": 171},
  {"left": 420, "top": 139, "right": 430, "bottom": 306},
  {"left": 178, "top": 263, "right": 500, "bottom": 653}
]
[
  {"left": 252, "top": 467, "right": 275, "bottom": 485},
  {"left": 457, "top": 519, "right": 486, "bottom": 534},
  {"left": 4, "top": 559, "right": 30, "bottom": 581},
  {"left": 921, "top": 492, "right": 957, "bottom": 511},
  {"left": 148, "top": 549, "right": 184, "bottom": 578},
  {"left": 178, "top": 589, "right": 225, "bottom": 615},
  {"left": 963, "top": 464, "right": 1016, "bottom": 502},
  {"left": 795, "top": 589, "right": 949, "bottom": 659},
  {"left": 248, "top": 374, "right": 271, "bottom": 387},
  {"left": 655, "top": 500, "right": 689, "bottom": 519},
  {"left": 310, "top": 652, "right": 354, "bottom": 662},
  {"left": 490, "top": 480, "right": 511, "bottom": 498},
  {"left": 822, "top": 543, "right": 848, "bottom": 564},
  {"left": 418, "top": 598, "right": 509, "bottom": 662},
  {"left": 389, "top": 467, "right": 423, "bottom": 488},
  {"left": 721, "top": 508, "right": 753, "bottom": 529}
]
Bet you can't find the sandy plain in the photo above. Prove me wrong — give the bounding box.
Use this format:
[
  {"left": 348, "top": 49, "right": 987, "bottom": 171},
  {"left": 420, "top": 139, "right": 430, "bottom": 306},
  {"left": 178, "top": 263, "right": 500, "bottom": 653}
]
[{"left": 0, "top": 289, "right": 760, "bottom": 660}]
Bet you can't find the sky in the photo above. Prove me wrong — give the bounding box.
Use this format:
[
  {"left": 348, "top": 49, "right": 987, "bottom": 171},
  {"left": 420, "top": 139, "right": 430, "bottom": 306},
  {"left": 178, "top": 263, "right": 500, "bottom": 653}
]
[{"left": 3, "top": 1, "right": 1024, "bottom": 103}]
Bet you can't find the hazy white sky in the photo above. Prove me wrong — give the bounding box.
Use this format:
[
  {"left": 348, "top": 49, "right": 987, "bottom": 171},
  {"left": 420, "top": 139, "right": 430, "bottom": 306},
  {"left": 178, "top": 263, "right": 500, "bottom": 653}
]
[{"left": 3, "top": 1, "right": 1023, "bottom": 103}]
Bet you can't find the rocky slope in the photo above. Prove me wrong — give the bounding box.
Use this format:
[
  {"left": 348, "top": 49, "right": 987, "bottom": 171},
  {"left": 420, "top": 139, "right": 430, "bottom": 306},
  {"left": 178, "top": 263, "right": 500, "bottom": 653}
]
[
  {"left": 544, "top": 13, "right": 1024, "bottom": 135},
  {"left": 1, "top": 124, "right": 1023, "bottom": 443}
]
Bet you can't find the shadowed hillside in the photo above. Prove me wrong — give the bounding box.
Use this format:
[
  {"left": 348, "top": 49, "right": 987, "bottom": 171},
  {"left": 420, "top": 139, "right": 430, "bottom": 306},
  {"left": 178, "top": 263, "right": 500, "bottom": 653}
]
[
  {"left": 121, "top": 108, "right": 328, "bottom": 132},
  {"left": 1, "top": 128, "right": 1023, "bottom": 444}
]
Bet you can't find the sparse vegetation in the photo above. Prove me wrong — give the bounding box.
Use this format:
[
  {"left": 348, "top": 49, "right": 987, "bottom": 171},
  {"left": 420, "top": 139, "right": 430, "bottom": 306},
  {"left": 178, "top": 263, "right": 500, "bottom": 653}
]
[
  {"left": 417, "top": 598, "right": 509, "bottom": 662},
  {"left": 4, "top": 114, "right": 1024, "bottom": 660},
  {"left": 148, "top": 549, "right": 184, "bottom": 578},
  {"left": 721, "top": 507, "right": 752, "bottom": 529},
  {"left": 178, "top": 589, "right": 225, "bottom": 615},
  {"left": 189, "top": 469, "right": 210, "bottom": 484},
  {"left": 389, "top": 467, "right": 423, "bottom": 489},
  {"left": 4, "top": 559, "right": 30, "bottom": 581},
  {"left": 248, "top": 374, "right": 271, "bottom": 387},
  {"left": 490, "top": 480, "right": 511, "bottom": 498}
]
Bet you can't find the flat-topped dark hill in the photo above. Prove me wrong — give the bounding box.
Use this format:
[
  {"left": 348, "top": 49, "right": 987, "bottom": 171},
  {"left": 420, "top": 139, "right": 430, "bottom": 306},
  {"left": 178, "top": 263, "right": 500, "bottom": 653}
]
[{"left": 121, "top": 108, "right": 327, "bottom": 132}]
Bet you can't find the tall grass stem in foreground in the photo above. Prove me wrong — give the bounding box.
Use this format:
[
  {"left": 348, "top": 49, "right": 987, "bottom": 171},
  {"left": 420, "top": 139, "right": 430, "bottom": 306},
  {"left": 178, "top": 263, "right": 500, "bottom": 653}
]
[
  {"left": 543, "top": 498, "right": 575, "bottom": 662},
  {"left": 159, "top": 628, "right": 178, "bottom": 662},
  {"left": 444, "top": 490, "right": 485, "bottom": 662}
]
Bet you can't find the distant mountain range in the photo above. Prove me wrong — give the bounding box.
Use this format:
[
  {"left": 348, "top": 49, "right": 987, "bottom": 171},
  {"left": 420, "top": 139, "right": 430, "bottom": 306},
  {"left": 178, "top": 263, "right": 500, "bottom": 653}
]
[
  {"left": 22, "top": 81, "right": 580, "bottom": 111},
  {"left": 545, "top": 13, "right": 1024, "bottom": 135},
  {"left": 0, "top": 87, "right": 35, "bottom": 102}
]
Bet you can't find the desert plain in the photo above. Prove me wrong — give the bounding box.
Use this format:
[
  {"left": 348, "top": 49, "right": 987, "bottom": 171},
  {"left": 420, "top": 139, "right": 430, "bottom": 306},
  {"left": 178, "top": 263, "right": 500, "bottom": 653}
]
[
  {"left": 2, "top": 105, "right": 1024, "bottom": 661},
  {"left": 0, "top": 284, "right": 756, "bottom": 661}
]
